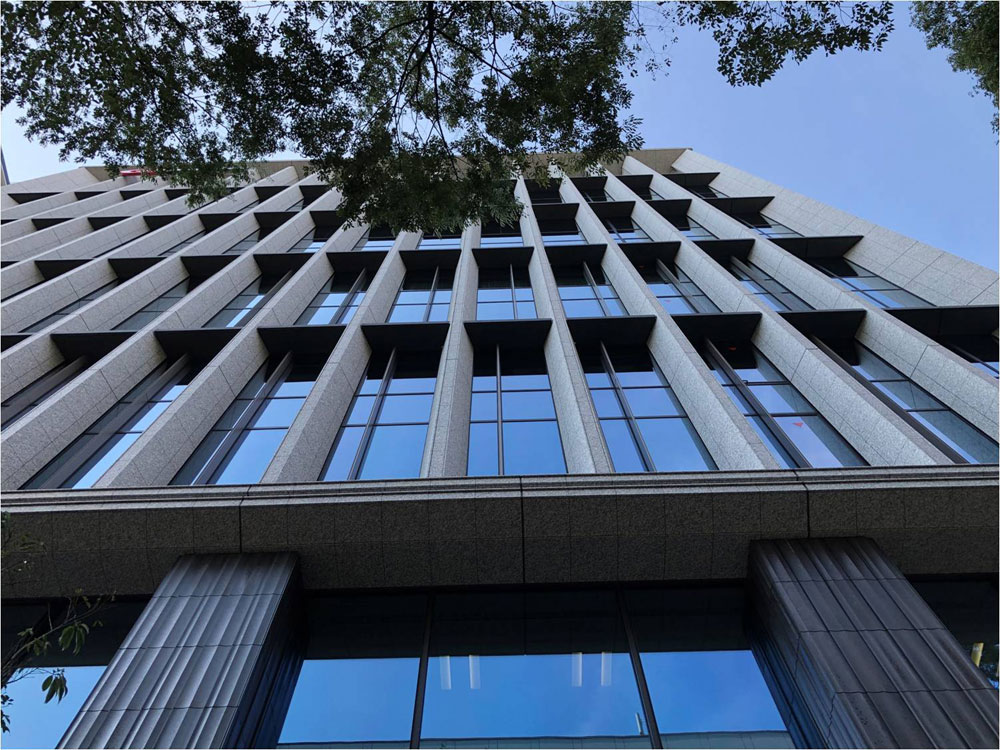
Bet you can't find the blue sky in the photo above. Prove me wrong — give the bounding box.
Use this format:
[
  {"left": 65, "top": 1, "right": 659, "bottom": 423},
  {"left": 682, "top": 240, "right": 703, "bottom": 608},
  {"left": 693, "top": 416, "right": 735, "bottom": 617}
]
[{"left": 2, "top": 10, "right": 996, "bottom": 270}]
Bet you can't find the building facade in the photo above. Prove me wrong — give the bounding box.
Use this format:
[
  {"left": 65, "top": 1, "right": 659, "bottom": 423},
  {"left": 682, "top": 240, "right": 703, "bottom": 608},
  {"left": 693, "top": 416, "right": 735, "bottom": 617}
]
[{"left": 1, "top": 148, "right": 997, "bottom": 749}]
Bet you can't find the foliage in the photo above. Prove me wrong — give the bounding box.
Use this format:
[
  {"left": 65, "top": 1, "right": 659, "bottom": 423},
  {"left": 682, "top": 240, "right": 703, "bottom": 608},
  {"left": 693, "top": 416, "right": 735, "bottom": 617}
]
[
  {"left": 0, "top": 513, "right": 109, "bottom": 734},
  {"left": 2, "top": 1, "right": 893, "bottom": 231},
  {"left": 911, "top": 1, "right": 999, "bottom": 133}
]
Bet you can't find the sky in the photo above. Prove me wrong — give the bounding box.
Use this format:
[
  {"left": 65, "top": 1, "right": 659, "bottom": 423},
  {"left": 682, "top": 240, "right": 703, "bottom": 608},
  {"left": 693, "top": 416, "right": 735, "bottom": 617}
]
[{"left": 2, "top": 9, "right": 996, "bottom": 270}]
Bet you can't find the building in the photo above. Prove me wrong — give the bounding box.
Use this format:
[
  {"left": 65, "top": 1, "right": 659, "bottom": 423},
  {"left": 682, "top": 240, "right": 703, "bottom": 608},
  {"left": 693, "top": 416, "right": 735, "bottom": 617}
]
[{"left": 0, "top": 148, "right": 997, "bottom": 749}]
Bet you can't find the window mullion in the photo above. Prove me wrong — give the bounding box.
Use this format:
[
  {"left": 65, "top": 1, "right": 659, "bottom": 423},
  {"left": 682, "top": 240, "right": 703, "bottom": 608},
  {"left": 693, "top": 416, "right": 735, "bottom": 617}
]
[
  {"left": 508, "top": 265, "right": 518, "bottom": 321},
  {"left": 198, "top": 352, "right": 293, "bottom": 485},
  {"left": 654, "top": 259, "right": 702, "bottom": 311},
  {"left": 703, "top": 340, "right": 811, "bottom": 468},
  {"left": 424, "top": 267, "right": 439, "bottom": 323},
  {"left": 349, "top": 348, "right": 398, "bottom": 480},
  {"left": 495, "top": 345, "right": 505, "bottom": 475},
  {"left": 600, "top": 343, "right": 656, "bottom": 472},
  {"left": 617, "top": 589, "right": 663, "bottom": 749},
  {"left": 583, "top": 262, "right": 612, "bottom": 317},
  {"left": 408, "top": 593, "right": 435, "bottom": 748},
  {"left": 335, "top": 270, "right": 367, "bottom": 324}
]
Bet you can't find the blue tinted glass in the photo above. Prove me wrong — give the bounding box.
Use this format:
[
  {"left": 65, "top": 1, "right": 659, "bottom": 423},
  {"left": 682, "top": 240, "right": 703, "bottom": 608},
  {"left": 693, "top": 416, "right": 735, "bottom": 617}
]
[
  {"left": 420, "top": 652, "right": 644, "bottom": 744},
  {"left": 470, "top": 392, "right": 497, "bottom": 421},
  {"left": 251, "top": 398, "right": 305, "bottom": 428},
  {"left": 910, "top": 411, "right": 999, "bottom": 464},
  {"left": 748, "top": 416, "right": 798, "bottom": 469},
  {"left": 641, "top": 651, "right": 787, "bottom": 737},
  {"left": 478, "top": 301, "right": 515, "bottom": 320},
  {"left": 747, "top": 384, "right": 815, "bottom": 415},
  {"left": 773, "top": 415, "right": 864, "bottom": 468},
  {"left": 600, "top": 419, "right": 646, "bottom": 472},
  {"left": 563, "top": 299, "right": 604, "bottom": 317},
  {"left": 3, "top": 666, "right": 106, "bottom": 749},
  {"left": 359, "top": 424, "right": 427, "bottom": 479},
  {"left": 851, "top": 348, "right": 903, "bottom": 380},
  {"left": 500, "top": 373, "right": 550, "bottom": 390},
  {"left": 347, "top": 395, "right": 377, "bottom": 425},
  {"left": 387, "top": 377, "right": 437, "bottom": 394},
  {"left": 591, "top": 389, "right": 624, "bottom": 418},
  {"left": 638, "top": 418, "right": 715, "bottom": 471},
  {"left": 323, "top": 425, "right": 365, "bottom": 480},
  {"left": 872, "top": 380, "right": 942, "bottom": 410},
  {"left": 516, "top": 301, "right": 536, "bottom": 318},
  {"left": 623, "top": 388, "right": 682, "bottom": 417},
  {"left": 502, "top": 421, "right": 565, "bottom": 475},
  {"left": 301, "top": 306, "right": 338, "bottom": 326},
  {"left": 379, "top": 394, "right": 434, "bottom": 424},
  {"left": 389, "top": 305, "right": 426, "bottom": 323},
  {"left": 129, "top": 400, "right": 172, "bottom": 431},
  {"left": 68, "top": 431, "right": 141, "bottom": 488},
  {"left": 467, "top": 422, "right": 499, "bottom": 476},
  {"left": 279, "top": 658, "right": 418, "bottom": 744},
  {"left": 213, "top": 429, "right": 285, "bottom": 484},
  {"left": 501, "top": 391, "right": 556, "bottom": 420},
  {"left": 660, "top": 296, "right": 695, "bottom": 314}
]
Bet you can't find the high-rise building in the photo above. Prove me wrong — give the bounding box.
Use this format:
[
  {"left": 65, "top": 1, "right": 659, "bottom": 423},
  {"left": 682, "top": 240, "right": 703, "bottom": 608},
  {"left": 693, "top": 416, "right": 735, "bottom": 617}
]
[{"left": 1, "top": 149, "right": 997, "bottom": 749}]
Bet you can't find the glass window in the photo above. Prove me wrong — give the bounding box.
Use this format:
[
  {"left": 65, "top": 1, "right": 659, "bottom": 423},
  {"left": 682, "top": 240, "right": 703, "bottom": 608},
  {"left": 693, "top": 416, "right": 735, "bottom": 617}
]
[
  {"left": 688, "top": 183, "right": 728, "bottom": 199},
  {"left": 555, "top": 262, "right": 626, "bottom": 318},
  {"left": 322, "top": 350, "right": 438, "bottom": 481},
  {"left": 528, "top": 186, "right": 562, "bottom": 204},
  {"left": 582, "top": 345, "right": 716, "bottom": 473},
  {"left": 387, "top": 268, "right": 453, "bottom": 323},
  {"left": 222, "top": 226, "right": 274, "bottom": 254},
  {"left": 604, "top": 216, "right": 651, "bottom": 244},
  {"left": 705, "top": 341, "right": 866, "bottom": 468},
  {"left": 421, "top": 590, "right": 647, "bottom": 747},
  {"left": 941, "top": 335, "right": 1000, "bottom": 378},
  {"left": 630, "top": 184, "right": 666, "bottom": 201},
  {"left": 812, "top": 258, "right": 932, "bottom": 309},
  {"left": 353, "top": 225, "right": 397, "bottom": 251},
  {"left": 1, "top": 357, "right": 88, "bottom": 430},
  {"left": 468, "top": 348, "right": 566, "bottom": 476},
  {"left": 480, "top": 221, "right": 523, "bottom": 248},
  {"left": 24, "top": 360, "right": 197, "bottom": 489},
  {"left": 538, "top": 218, "right": 584, "bottom": 246},
  {"left": 735, "top": 212, "right": 801, "bottom": 238},
  {"left": 634, "top": 260, "right": 719, "bottom": 314},
  {"left": 172, "top": 356, "right": 319, "bottom": 485},
  {"left": 667, "top": 215, "right": 716, "bottom": 241},
  {"left": 476, "top": 266, "right": 535, "bottom": 321},
  {"left": 579, "top": 185, "right": 611, "bottom": 202},
  {"left": 157, "top": 228, "right": 208, "bottom": 257},
  {"left": 114, "top": 278, "right": 195, "bottom": 331},
  {"left": 418, "top": 230, "right": 463, "bottom": 250},
  {"left": 295, "top": 270, "right": 368, "bottom": 326},
  {"left": 823, "top": 339, "right": 998, "bottom": 464},
  {"left": 730, "top": 257, "right": 812, "bottom": 312},
  {"left": 625, "top": 587, "right": 792, "bottom": 747},
  {"left": 21, "top": 280, "right": 121, "bottom": 333},
  {"left": 288, "top": 225, "right": 336, "bottom": 253},
  {"left": 203, "top": 274, "right": 283, "bottom": 328}
]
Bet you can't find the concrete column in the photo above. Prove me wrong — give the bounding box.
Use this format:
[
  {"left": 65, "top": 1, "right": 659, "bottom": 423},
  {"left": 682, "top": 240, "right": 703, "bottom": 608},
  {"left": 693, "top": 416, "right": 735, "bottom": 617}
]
[
  {"left": 59, "top": 553, "right": 302, "bottom": 749},
  {"left": 747, "top": 537, "right": 999, "bottom": 749}
]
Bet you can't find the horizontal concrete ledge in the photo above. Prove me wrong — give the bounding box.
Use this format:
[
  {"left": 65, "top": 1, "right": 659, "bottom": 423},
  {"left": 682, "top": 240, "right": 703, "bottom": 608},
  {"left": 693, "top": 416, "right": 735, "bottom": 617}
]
[{"left": 3, "top": 465, "right": 996, "bottom": 599}]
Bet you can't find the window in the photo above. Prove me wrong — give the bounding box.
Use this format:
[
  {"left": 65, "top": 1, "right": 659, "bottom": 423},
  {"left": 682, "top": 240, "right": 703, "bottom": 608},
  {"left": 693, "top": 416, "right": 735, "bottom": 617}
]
[
  {"left": 688, "top": 183, "right": 728, "bottom": 199},
  {"left": 25, "top": 359, "right": 197, "bottom": 489},
  {"left": 1, "top": 357, "right": 89, "bottom": 429},
  {"left": 704, "top": 340, "right": 866, "bottom": 468},
  {"left": 418, "top": 230, "right": 463, "bottom": 250},
  {"left": 21, "top": 280, "right": 121, "bottom": 333},
  {"left": 603, "top": 216, "right": 651, "bottom": 244},
  {"left": 92, "top": 228, "right": 154, "bottom": 258},
  {"left": 579, "top": 185, "right": 611, "bottom": 202},
  {"left": 479, "top": 222, "right": 523, "bottom": 248},
  {"left": 203, "top": 273, "right": 284, "bottom": 328},
  {"left": 735, "top": 213, "right": 801, "bottom": 238},
  {"left": 288, "top": 225, "right": 336, "bottom": 253},
  {"left": 223, "top": 227, "right": 274, "bottom": 254},
  {"left": 811, "top": 258, "right": 931, "bottom": 309},
  {"left": 729, "top": 257, "right": 812, "bottom": 312},
  {"left": 114, "top": 278, "right": 195, "bottom": 331},
  {"left": 554, "top": 262, "right": 626, "bottom": 318},
  {"left": 322, "top": 350, "right": 438, "bottom": 481},
  {"left": 295, "top": 271, "right": 368, "bottom": 326},
  {"left": 353, "top": 226, "right": 396, "bottom": 251},
  {"left": 528, "top": 186, "right": 562, "bottom": 204},
  {"left": 819, "top": 338, "right": 998, "bottom": 464},
  {"left": 172, "top": 355, "right": 319, "bottom": 485},
  {"left": 476, "top": 266, "right": 535, "bottom": 321},
  {"left": 467, "top": 348, "right": 566, "bottom": 476},
  {"left": 666, "top": 215, "right": 716, "bottom": 241},
  {"left": 538, "top": 218, "right": 584, "bottom": 246},
  {"left": 157, "top": 229, "right": 206, "bottom": 256},
  {"left": 630, "top": 184, "right": 666, "bottom": 201},
  {"left": 940, "top": 335, "right": 999, "bottom": 378},
  {"left": 237, "top": 197, "right": 261, "bottom": 212},
  {"left": 285, "top": 193, "right": 319, "bottom": 212},
  {"left": 582, "top": 345, "right": 716, "bottom": 472},
  {"left": 386, "top": 268, "right": 453, "bottom": 323},
  {"left": 636, "top": 260, "right": 719, "bottom": 314}
]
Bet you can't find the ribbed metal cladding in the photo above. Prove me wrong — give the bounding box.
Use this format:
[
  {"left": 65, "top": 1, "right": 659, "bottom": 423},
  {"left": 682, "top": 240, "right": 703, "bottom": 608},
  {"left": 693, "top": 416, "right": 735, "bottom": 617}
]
[
  {"left": 58, "top": 553, "right": 303, "bottom": 749},
  {"left": 747, "top": 537, "right": 999, "bottom": 749}
]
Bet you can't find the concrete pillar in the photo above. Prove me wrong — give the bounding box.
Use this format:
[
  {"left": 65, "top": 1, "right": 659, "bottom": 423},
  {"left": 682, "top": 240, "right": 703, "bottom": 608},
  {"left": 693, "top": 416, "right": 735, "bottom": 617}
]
[
  {"left": 59, "top": 553, "right": 302, "bottom": 749},
  {"left": 747, "top": 537, "right": 999, "bottom": 749}
]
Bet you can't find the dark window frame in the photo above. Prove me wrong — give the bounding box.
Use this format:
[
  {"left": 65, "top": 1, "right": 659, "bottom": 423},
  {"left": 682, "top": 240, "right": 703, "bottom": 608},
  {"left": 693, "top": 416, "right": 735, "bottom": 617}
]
[
  {"left": 1, "top": 357, "right": 89, "bottom": 429},
  {"left": 475, "top": 265, "right": 536, "bottom": 321},
  {"left": 730, "top": 256, "right": 812, "bottom": 312},
  {"left": 295, "top": 270, "right": 369, "bottom": 326}
]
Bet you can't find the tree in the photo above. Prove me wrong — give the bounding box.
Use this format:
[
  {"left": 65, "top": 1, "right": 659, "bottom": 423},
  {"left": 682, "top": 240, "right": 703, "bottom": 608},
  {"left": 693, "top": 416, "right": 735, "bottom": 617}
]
[
  {"left": 1, "top": 1, "right": 893, "bottom": 231},
  {"left": 911, "top": 1, "right": 999, "bottom": 133},
  {"left": 1, "top": 514, "right": 109, "bottom": 735}
]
